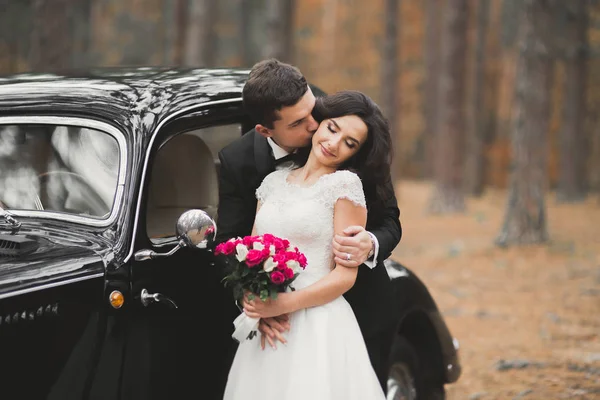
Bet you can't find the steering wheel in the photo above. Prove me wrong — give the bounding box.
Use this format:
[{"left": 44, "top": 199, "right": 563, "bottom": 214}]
[{"left": 37, "top": 171, "right": 111, "bottom": 218}]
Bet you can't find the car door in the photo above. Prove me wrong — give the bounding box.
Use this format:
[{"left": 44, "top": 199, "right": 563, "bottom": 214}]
[
  {"left": 0, "top": 117, "right": 125, "bottom": 400},
  {"left": 127, "top": 103, "right": 253, "bottom": 399}
]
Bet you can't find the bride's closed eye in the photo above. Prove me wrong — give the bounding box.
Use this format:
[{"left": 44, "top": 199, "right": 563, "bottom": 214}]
[{"left": 327, "top": 122, "right": 336, "bottom": 134}]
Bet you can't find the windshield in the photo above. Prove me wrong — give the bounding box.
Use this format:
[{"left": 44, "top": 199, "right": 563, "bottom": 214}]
[{"left": 0, "top": 124, "right": 120, "bottom": 219}]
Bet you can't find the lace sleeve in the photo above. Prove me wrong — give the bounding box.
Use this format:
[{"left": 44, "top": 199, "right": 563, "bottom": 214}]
[
  {"left": 256, "top": 170, "right": 278, "bottom": 203},
  {"left": 331, "top": 170, "right": 366, "bottom": 208}
]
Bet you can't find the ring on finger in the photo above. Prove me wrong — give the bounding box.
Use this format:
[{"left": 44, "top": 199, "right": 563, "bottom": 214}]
[{"left": 346, "top": 253, "right": 351, "bottom": 261}]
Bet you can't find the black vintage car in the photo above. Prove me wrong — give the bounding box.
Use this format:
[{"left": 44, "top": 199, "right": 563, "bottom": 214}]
[{"left": 0, "top": 68, "right": 460, "bottom": 400}]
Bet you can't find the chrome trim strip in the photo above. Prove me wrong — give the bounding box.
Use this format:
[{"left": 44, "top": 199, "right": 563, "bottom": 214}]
[
  {"left": 0, "top": 271, "right": 104, "bottom": 300},
  {"left": 0, "top": 116, "right": 128, "bottom": 227},
  {"left": 124, "top": 97, "right": 242, "bottom": 263}
]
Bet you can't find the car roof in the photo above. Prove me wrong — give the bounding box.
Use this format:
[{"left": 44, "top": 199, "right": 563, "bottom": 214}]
[{"left": 0, "top": 67, "right": 250, "bottom": 135}]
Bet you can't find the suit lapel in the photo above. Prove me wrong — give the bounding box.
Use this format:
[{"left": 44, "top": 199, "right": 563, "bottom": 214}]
[{"left": 254, "top": 130, "right": 275, "bottom": 180}]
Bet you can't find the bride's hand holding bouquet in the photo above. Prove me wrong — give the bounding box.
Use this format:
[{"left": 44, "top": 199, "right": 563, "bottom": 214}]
[{"left": 214, "top": 233, "right": 307, "bottom": 342}]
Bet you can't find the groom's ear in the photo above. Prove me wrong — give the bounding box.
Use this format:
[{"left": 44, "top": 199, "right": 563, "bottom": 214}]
[{"left": 255, "top": 124, "right": 272, "bottom": 138}]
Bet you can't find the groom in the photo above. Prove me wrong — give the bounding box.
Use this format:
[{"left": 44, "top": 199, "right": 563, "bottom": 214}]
[{"left": 215, "top": 59, "right": 402, "bottom": 393}]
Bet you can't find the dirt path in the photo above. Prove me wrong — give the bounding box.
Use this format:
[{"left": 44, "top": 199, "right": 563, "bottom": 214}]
[{"left": 391, "top": 181, "right": 600, "bottom": 400}]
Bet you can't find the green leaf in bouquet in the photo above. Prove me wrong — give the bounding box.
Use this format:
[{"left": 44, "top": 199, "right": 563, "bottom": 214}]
[
  {"left": 232, "top": 285, "right": 244, "bottom": 302},
  {"left": 269, "top": 287, "right": 279, "bottom": 300},
  {"left": 247, "top": 293, "right": 255, "bottom": 301},
  {"left": 259, "top": 289, "right": 269, "bottom": 301}
]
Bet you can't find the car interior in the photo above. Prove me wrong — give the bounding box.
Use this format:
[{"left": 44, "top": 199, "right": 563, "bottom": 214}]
[{"left": 145, "top": 123, "right": 242, "bottom": 242}]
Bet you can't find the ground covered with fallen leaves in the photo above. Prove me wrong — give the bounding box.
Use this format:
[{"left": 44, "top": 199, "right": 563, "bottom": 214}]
[{"left": 391, "top": 181, "right": 600, "bottom": 400}]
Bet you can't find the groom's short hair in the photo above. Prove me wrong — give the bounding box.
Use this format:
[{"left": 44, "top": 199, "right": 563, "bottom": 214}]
[{"left": 243, "top": 59, "right": 308, "bottom": 129}]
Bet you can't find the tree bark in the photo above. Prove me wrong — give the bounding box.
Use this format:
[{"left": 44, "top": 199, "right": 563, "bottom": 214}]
[
  {"left": 464, "top": 0, "right": 489, "bottom": 197},
  {"left": 263, "top": 0, "right": 295, "bottom": 62},
  {"left": 423, "top": 0, "right": 442, "bottom": 179},
  {"left": 382, "top": 0, "right": 400, "bottom": 182},
  {"left": 428, "top": 0, "right": 468, "bottom": 214},
  {"left": 183, "top": 0, "right": 217, "bottom": 67},
  {"left": 496, "top": 0, "right": 557, "bottom": 246},
  {"left": 556, "top": 0, "right": 589, "bottom": 203},
  {"left": 240, "top": 0, "right": 252, "bottom": 66},
  {"left": 29, "top": 0, "right": 75, "bottom": 71}
]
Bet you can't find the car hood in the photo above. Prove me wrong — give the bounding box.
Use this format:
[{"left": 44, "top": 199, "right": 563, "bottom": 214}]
[{"left": 0, "top": 231, "right": 108, "bottom": 299}]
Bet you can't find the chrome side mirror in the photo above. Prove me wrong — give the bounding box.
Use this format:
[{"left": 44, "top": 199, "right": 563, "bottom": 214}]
[{"left": 134, "top": 209, "right": 216, "bottom": 261}]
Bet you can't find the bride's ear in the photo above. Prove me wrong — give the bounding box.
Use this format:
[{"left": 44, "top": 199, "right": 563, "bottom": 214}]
[{"left": 255, "top": 124, "right": 271, "bottom": 138}]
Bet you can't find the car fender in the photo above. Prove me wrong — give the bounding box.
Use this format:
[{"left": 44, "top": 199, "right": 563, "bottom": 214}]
[{"left": 385, "top": 259, "right": 461, "bottom": 384}]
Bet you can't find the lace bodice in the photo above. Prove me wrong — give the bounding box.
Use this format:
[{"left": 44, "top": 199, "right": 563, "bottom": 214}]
[{"left": 255, "top": 168, "right": 366, "bottom": 289}]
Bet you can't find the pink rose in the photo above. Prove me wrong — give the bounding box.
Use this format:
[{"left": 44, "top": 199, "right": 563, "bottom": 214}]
[
  {"left": 272, "top": 237, "right": 285, "bottom": 251},
  {"left": 262, "top": 233, "right": 275, "bottom": 244},
  {"left": 284, "top": 251, "right": 297, "bottom": 262},
  {"left": 283, "top": 267, "right": 294, "bottom": 280},
  {"left": 272, "top": 253, "right": 286, "bottom": 268},
  {"left": 245, "top": 249, "right": 267, "bottom": 267},
  {"left": 270, "top": 271, "right": 285, "bottom": 285},
  {"left": 215, "top": 240, "right": 236, "bottom": 255},
  {"left": 243, "top": 235, "right": 259, "bottom": 247},
  {"left": 297, "top": 253, "right": 307, "bottom": 268}
]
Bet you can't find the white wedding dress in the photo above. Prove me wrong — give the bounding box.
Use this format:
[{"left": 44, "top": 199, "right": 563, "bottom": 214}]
[{"left": 223, "top": 168, "right": 385, "bottom": 400}]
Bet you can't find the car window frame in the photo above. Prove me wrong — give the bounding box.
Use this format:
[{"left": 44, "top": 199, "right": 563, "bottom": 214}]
[
  {"left": 0, "top": 115, "right": 128, "bottom": 227},
  {"left": 126, "top": 98, "right": 247, "bottom": 261}
]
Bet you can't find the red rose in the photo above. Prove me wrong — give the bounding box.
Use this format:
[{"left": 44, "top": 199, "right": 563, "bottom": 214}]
[
  {"left": 283, "top": 267, "right": 294, "bottom": 279},
  {"left": 270, "top": 271, "right": 285, "bottom": 285},
  {"left": 245, "top": 249, "right": 267, "bottom": 267}
]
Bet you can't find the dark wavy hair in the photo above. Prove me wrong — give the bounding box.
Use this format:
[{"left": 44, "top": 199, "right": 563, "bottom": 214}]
[
  {"left": 242, "top": 59, "right": 308, "bottom": 128},
  {"left": 299, "top": 90, "right": 394, "bottom": 216}
]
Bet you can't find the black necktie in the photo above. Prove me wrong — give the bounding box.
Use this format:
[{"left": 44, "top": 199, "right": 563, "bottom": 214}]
[{"left": 274, "top": 153, "right": 295, "bottom": 167}]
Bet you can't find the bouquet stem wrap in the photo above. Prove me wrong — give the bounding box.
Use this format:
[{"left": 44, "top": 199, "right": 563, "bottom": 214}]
[{"left": 232, "top": 313, "right": 260, "bottom": 342}]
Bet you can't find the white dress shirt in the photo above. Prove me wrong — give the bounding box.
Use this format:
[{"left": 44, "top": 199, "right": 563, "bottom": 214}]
[{"left": 266, "top": 137, "right": 379, "bottom": 268}]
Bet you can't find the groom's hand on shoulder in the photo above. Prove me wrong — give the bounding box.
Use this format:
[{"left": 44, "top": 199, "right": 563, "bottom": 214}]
[{"left": 333, "top": 226, "right": 372, "bottom": 268}]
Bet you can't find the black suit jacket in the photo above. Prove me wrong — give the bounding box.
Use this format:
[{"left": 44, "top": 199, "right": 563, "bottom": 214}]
[{"left": 216, "top": 129, "right": 402, "bottom": 338}]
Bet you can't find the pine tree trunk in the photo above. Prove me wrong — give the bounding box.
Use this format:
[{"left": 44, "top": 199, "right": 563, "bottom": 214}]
[
  {"left": 428, "top": 0, "right": 468, "bottom": 214},
  {"left": 183, "top": 0, "right": 217, "bottom": 67},
  {"left": 464, "top": 0, "right": 489, "bottom": 197},
  {"left": 382, "top": 0, "right": 399, "bottom": 182},
  {"left": 29, "top": 0, "right": 74, "bottom": 71},
  {"left": 240, "top": 0, "right": 252, "bottom": 66},
  {"left": 496, "top": 0, "right": 556, "bottom": 247},
  {"left": 423, "top": 0, "right": 442, "bottom": 179},
  {"left": 557, "top": 0, "right": 589, "bottom": 203},
  {"left": 264, "top": 0, "right": 294, "bottom": 61}
]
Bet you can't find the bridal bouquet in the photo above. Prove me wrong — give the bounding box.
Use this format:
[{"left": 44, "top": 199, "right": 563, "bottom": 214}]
[{"left": 214, "top": 233, "right": 307, "bottom": 342}]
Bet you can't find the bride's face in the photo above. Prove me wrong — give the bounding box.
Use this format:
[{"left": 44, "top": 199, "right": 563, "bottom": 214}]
[{"left": 311, "top": 115, "right": 368, "bottom": 168}]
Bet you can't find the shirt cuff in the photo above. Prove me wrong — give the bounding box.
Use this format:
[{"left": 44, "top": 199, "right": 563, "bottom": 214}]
[{"left": 363, "top": 231, "right": 379, "bottom": 269}]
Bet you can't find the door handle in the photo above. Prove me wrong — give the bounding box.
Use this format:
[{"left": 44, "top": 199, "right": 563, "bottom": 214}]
[{"left": 140, "top": 288, "right": 178, "bottom": 309}]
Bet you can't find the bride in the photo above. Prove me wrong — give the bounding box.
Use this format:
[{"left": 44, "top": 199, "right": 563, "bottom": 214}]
[{"left": 223, "top": 90, "right": 393, "bottom": 400}]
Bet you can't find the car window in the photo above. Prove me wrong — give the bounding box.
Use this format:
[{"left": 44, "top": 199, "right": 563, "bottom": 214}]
[
  {"left": 146, "top": 123, "right": 241, "bottom": 242},
  {"left": 0, "top": 123, "right": 119, "bottom": 219}
]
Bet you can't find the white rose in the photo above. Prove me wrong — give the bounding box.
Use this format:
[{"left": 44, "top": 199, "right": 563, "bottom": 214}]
[
  {"left": 235, "top": 243, "right": 249, "bottom": 262},
  {"left": 263, "top": 257, "right": 277, "bottom": 272},
  {"left": 286, "top": 260, "right": 301, "bottom": 273},
  {"left": 253, "top": 242, "right": 264, "bottom": 251},
  {"left": 269, "top": 245, "right": 276, "bottom": 256}
]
